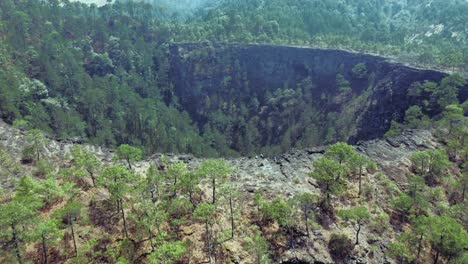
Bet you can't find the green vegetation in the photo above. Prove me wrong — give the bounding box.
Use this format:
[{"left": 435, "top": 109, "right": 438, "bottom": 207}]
[
  {"left": 0, "top": 199, "right": 37, "bottom": 264},
  {"left": 309, "top": 157, "right": 347, "bottom": 206},
  {"left": 0, "top": 118, "right": 466, "bottom": 262},
  {"left": 427, "top": 215, "right": 467, "bottom": 264},
  {"left": 198, "top": 159, "right": 232, "bottom": 204},
  {"left": 352, "top": 63, "right": 368, "bottom": 79},
  {"left": 22, "top": 129, "right": 47, "bottom": 163},
  {"left": 147, "top": 240, "right": 186, "bottom": 264},
  {"left": 293, "top": 193, "right": 318, "bottom": 236},
  {"left": 0, "top": 0, "right": 466, "bottom": 157},
  {"left": 67, "top": 145, "right": 102, "bottom": 186},
  {"left": 0, "top": 0, "right": 467, "bottom": 263},
  {"left": 245, "top": 226, "right": 271, "bottom": 264},
  {"left": 338, "top": 206, "right": 370, "bottom": 245},
  {"left": 179, "top": 0, "right": 467, "bottom": 71},
  {"left": 115, "top": 144, "right": 143, "bottom": 170},
  {"left": 310, "top": 142, "right": 373, "bottom": 205},
  {"left": 387, "top": 74, "right": 466, "bottom": 139}
]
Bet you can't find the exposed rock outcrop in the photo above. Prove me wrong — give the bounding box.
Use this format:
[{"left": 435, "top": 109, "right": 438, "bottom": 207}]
[
  {"left": 0, "top": 118, "right": 436, "bottom": 195},
  {"left": 168, "top": 43, "right": 461, "bottom": 154}
]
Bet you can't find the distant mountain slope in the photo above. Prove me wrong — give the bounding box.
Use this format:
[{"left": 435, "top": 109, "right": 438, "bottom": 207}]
[
  {"left": 72, "top": 0, "right": 220, "bottom": 13},
  {"left": 70, "top": 0, "right": 108, "bottom": 6},
  {"left": 180, "top": 0, "right": 467, "bottom": 70},
  {"left": 70, "top": 0, "right": 467, "bottom": 69}
]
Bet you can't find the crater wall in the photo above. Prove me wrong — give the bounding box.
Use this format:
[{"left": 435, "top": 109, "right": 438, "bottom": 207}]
[{"left": 168, "top": 43, "right": 465, "bottom": 154}]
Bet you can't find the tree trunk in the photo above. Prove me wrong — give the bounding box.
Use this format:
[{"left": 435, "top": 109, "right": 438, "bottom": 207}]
[
  {"left": 148, "top": 229, "right": 154, "bottom": 251},
  {"left": 433, "top": 250, "right": 440, "bottom": 264},
  {"left": 462, "top": 183, "right": 466, "bottom": 203},
  {"left": 355, "top": 223, "right": 361, "bottom": 245},
  {"left": 155, "top": 183, "right": 160, "bottom": 201},
  {"left": 416, "top": 233, "right": 423, "bottom": 262},
  {"left": 189, "top": 190, "right": 195, "bottom": 208},
  {"left": 120, "top": 199, "right": 129, "bottom": 239},
  {"left": 174, "top": 223, "right": 181, "bottom": 240},
  {"left": 70, "top": 218, "right": 78, "bottom": 257},
  {"left": 288, "top": 225, "right": 293, "bottom": 249},
  {"left": 421, "top": 160, "right": 425, "bottom": 176},
  {"left": 304, "top": 211, "right": 310, "bottom": 237},
  {"left": 173, "top": 175, "right": 177, "bottom": 198},
  {"left": 358, "top": 167, "right": 363, "bottom": 197},
  {"left": 230, "top": 196, "right": 235, "bottom": 238},
  {"left": 325, "top": 182, "right": 330, "bottom": 206},
  {"left": 42, "top": 234, "right": 48, "bottom": 264},
  {"left": 126, "top": 157, "right": 132, "bottom": 170},
  {"left": 11, "top": 224, "right": 23, "bottom": 264},
  {"left": 213, "top": 239, "right": 218, "bottom": 264},
  {"left": 212, "top": 178, "right": 216, "bottom": 204},
  {"left": 205, "top": 221, "right": 211, "bottom": 263},
  {"left": 448, "top": 123, "right": 453, "bottom": 137},
  {"left": 116, "top": 199, "right": 120, "bottom": 215}
]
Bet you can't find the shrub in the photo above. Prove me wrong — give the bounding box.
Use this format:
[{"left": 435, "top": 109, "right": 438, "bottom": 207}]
[
  {"left": 34, "top": 158, "right": 53, "bottom": 177},
  {"left": 21, "top": 146, "right": 35, "bottom": 163},
  {"left": 352, "top": 63, "right": 368, "bottom": 79},
  {"left": 328, "top": 233, "right": 354, "bottom": 261}
]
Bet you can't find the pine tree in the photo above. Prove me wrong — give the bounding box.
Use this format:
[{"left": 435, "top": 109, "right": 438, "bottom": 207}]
[
  {"left": 98, "top": 165, "right": 134, "bottom": 238},
  {"left": 338, "top": 206, "right": 370, "bottom": 245},
  {"left": 29, "top": 219, "right": 61, "bottom": 264},
  {"left": 115, "top": 144, "right": 143, "bottom": 170},
  {"left": 23, "top": 129, "right": 47, "bottom": 162},
  {"left": 427, "top": 215, "right": 467, "bottom": 264},
  {"left": 199, "top": 159, "right": 232, "bottom": 204},
  {"left": 292, "top": 193, "right": 318, "bottom": 236},
  {"left": 194, "top": 202, "right": 217, "bottom": 263},
  {"left": 309, "top": 157, "right": 347, "bottom": 206},
  {"left": 56, "top": 201, "right": 82, "bottom": 257},
  {"left": 68, "top": 145, "right": 101, "bottom": 186},
  {"left": 0, "top": 199, "right": 37, "bottom": 264},
  {"left": 325, "top": 142, "right": 356, "bottom": 165}
]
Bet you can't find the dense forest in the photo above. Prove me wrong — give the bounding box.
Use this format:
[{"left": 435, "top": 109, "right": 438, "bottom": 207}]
[
  {"left": 0, "top": 0, "right": 467, "bottom": 156},
  {"left": 181, "top": 0, "right": 467, "bottom": 70}
]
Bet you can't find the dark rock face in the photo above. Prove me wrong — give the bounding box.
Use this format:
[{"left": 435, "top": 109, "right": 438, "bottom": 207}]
[
  {"left": 348, "top": 65, "right": 445, "bottom": 143},
  {"left": 168, "top": 43, "right": 460, "bottom": 153}
]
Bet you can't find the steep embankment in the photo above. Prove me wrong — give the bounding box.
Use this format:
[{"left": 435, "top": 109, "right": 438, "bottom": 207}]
[
  {"left": 0, "top": 120, "right": 440, "bottom": 263},
  {"left": 168, "top": 43, "right": 462, "bottom": 155}
]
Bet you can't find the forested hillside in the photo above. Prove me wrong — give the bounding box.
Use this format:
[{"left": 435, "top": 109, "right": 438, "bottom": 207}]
[
  {"left": 0, "top": 1, "right": 467, "bottom": 264},
  {"left": 0, "top": 0, "right": 467, "bottom": 156},
  {"left": 180, "top": 0, "right": 467, "bottom": 70},
  {"left": 0, "top": 0, "right": 215, "bottom": 156}
]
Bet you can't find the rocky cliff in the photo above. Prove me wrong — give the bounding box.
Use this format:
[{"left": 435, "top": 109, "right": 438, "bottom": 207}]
[{"left": 168, "top": 43, "right": 464, "bottom": 154}]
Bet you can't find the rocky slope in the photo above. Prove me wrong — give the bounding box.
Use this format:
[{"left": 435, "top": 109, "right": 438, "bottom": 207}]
[
  {"left": 0, "top": 120, "right": 441, "bottom": 263},
  {"left": 0, "top": 120, "right": 436, "bottom": 195},
  {"left": 168, "top": 43, "right": 465, "bottom": 153}
]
